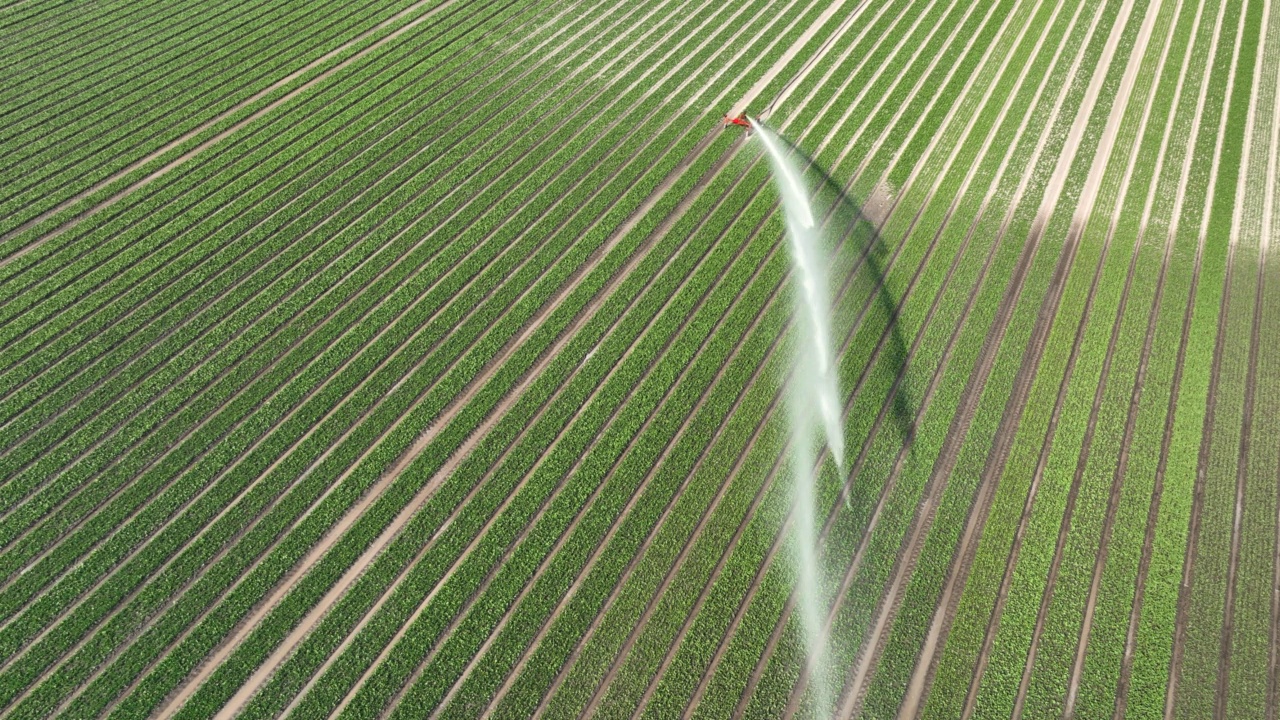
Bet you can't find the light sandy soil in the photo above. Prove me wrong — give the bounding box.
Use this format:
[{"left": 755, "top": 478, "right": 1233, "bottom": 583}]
[
  {"left": 898, "top": 0, "right": 1158, "bottom": 714},
  {"left": 456, "top": 185, "right": 777, "bottom": 720},
  {"left": 727, "top": 0, "right": 871, "bottom": 120},
  {"left": 156, "top": 5, "right": 746, "bottom": 715},
  {"left": 57, "top": 1, "right": 711, "bottom": 712},
  {"left": 0, "top": 0, "right": 464, "bottom": 263},
  {"left": 671, "top": 0, "right": 1077, "bottom": 709},
  {"left": 1160, "top": 0, "right": 1237, "bottom": 714},
  {"left": 204, "top": 0, "right": 803, "bottom": 709}
]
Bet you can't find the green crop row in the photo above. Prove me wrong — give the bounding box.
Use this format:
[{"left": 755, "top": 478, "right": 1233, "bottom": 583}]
[
  {"left": 0, "top": 0, "right": 519, "bottom": 335},
  {"left": 82, "top": 122, "right": 747, "bottom": 717},
  {"left": 0, "top": 0, "right": 208, "bottom": 86},
  {"left": 729, "top": 0, "right": 1112, "bottom": 712},
  {"left": 0, "top": 0, "right": 597, "bottom": 520},
  {"left": 0, "top": 0, "right": 441, "bottom": 231},
  {"left": 1, "top": 0, "right": 306, "bottom": 156},
  {"left": 0, "top": 0, "right": 553, "bottom": 592},
  {"left": 916, "top": 6, "right": 1142, "bottom": 717},
  {"left": 808, "top": 0, "right": 1122, "bottom": 698},
  {"left": 1120, "top": 4, "right": 1233, "bottom": 713},
  {"left": 1168, "top": 0, "right": 1261, "bottom": 715},
  {"left": 64, "top": 5, "right": 798, "bottom": 707},
  {"left": 946, "top": 0, "right": 1155, "bottom": 716},
  {"left": 483, "top": 0, "right": 939, "bottom": 709},
  {"left": 1225, "top": 248, "right": 1280, "bottom": 718},
  {"left": 650, "top": 0, "right": 1080, "bottom": 707}
]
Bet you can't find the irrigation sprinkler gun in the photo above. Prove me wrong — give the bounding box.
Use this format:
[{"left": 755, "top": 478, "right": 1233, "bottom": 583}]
[{"left": 723, "top": 111, "right": 752, "bottom": 131}]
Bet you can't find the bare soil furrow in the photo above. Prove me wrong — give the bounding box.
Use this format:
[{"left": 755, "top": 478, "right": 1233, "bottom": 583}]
[
  {"left": 221, "top": 132, "right": 744, "bottom": 720},
  {"left": 157, "top": 0, "right": 798, "bottom": 707},
  {"left": 668, "top": 0, "right": 1076, "bottom": 708},
  {"left": 1163, "top": 0, "right": 1243, "bottom": 711},
  {"left": 0, "top": 0, "right": 732, "bottom": 696},
  {"left": 0, "top": 0, "right": 465, "bottom": 256},
  {"left": 0, "top": 0, "right": 563, "bottom": 430},
  {"left": 837, "top": 0, "right": 1142, "bottom": 712}
]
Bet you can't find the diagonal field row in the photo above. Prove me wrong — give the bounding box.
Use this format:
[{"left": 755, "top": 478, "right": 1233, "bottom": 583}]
[{"left": 5, "top": 0, "right": 1280, "bottom": 716}]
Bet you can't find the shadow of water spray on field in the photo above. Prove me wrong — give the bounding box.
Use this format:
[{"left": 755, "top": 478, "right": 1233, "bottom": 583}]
[
  {"left": 749, "top": 117, "right": 915, "bottom": 719},
  {"left": 763, "top": 125, "right": 917, "bottom": 457}
]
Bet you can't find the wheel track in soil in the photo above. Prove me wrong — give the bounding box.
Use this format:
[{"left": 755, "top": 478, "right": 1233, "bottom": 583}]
[
  {"left": 0, "top": 0, "right": 727, "bottom": 702},
  {"left": 418, "top": 162, "right": 785, "bottom": 720},
  {"left": 327, "top": 145, "right": 771, "bottom": 720},
  {"left": 1215, "top": 2, "right": 1270, "bottom": 711},
  {"left": 1264, "top": 33, "right": 1280, "bottom": 719},
  {"left": 567, "top": 7, "right": 956, "bottom": 696},
  {"left": 0, "top": 0, "right": 624, "bottom": 648},
  {"left": 657, "top": 0, "right": 1073, "bottom": 709},
  {"left": 895, "top": 0, "right": 1171, "bottom": 712},
  {"left": 964, "top": 0, "right": 1204, "bottom": 713},
  {"left": 503, "top": 0, "right": 957, "bottom": 709},
  {"left": 0, "top": 0, "right": 416, "bottom": 227},
  {"left": 269, "top": 128, "right": 733, "bottom": 720},
  {"left": 0, "top": 0, "right": 555, "bottom": 416},
  {"left": 726, "top": 0, "right": 1094, "bottom": 710},
  {"left": 1163, "top": 0, "right": 1243, "bottom": 711},
  {"left": 0, "top": 0, "right": 622, "bottom": 565},
  {"left": 483, "top": 1, "right": 962, "bottom": 707},
  {"left": 135, "top": 0, "right": 788, "bottom": 707},
  {"left": 0, "top": 0, "right": 465, "bottom": 255},
  {"left": 0, "top": 0, "right": 237, "bottom": 92},
  {"left": 361, "top": 0, "right": 820, "bottom": 494},
  {"left": 221, "top": 131, "right": 742, "bottom": 719},
  {"left": 529, "top": 0, "right": 988, "bottom": 707},
  {"left": 829, "top": 0, "right": 1146, "bottom": 710},
  {"left": 701, "top": 0, "right": 1020, "bottom": 711},
  {"left": 0, "top": 0, "right": 548, "bottom": 521}
]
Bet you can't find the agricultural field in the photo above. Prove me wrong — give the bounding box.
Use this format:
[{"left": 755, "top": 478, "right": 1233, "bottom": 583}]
[{"left": 2, "top": 0, "right": 1278, "bottom": 716}]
